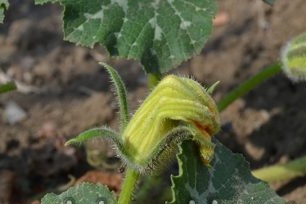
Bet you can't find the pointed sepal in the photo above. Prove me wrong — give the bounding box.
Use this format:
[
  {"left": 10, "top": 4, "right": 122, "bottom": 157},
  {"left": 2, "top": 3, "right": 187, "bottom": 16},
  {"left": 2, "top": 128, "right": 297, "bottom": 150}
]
[{"left": 100, "top": 62, "right": 130, "bottom": 131}]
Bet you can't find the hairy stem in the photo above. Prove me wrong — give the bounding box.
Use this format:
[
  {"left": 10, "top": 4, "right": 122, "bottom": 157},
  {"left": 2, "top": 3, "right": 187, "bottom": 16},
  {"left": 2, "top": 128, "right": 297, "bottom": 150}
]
[
  {"left": 252, "top": 155, "right": 306, "bottom": 183},
  {"left": 217, "top": 63, "right": 281, "bottom": 111},
  {"left": 118, "top": 168, "right": 140, "bottom": 204}
]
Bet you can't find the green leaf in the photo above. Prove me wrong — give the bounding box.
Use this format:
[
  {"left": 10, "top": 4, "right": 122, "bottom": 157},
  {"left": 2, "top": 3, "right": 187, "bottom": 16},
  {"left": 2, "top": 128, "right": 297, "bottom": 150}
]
[
  {"left": 41, "top": 182, "right": 118, "bottom": 204},
  {"left": 0, "top": 0, "right": 8, "bottom": 23},
  {"left": 34, "top": 0, "right": 217, "bottom": 74},
  {"left": 263, "top": 0, "right": 276, "bottom": 5},
  {"left": 0, "top": 82, "right": 16, "bottom": 94},
  {"left": 100, "top": 62, "right": 129, "bottom": 131},
  {"left": 168, "top": 140, "right": 286, "bottom": 204},
  {"left": 35, "top": 0, "right": 58, "bottom": 4}
]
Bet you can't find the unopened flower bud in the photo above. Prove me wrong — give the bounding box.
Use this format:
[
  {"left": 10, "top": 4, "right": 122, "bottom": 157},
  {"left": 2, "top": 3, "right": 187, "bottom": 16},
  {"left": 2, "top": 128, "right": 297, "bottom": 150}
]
[
  {"left": 281, "top": 32, "right": 306, "bottom": 82},
  {"left": 67, "top": 73, "right": 221, "bottom": 174},
  {"left": 122, "top": 75, "right": 220, "bottom": 171}
]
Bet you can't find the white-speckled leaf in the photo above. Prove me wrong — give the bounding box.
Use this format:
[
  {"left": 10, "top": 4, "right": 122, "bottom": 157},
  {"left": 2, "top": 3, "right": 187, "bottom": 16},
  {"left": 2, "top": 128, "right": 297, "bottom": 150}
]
[
  {"left": 41, "top": 182, "right": 117, "bottom": 204},
  {"left": 35, "top": 0, "right": 216, "bottom": 74},
  {"left": 168, "top": 141, "right": 287, "bottom": 204},
  {"left": 0, "top": 0, "right": 8, "bottom": 23}
]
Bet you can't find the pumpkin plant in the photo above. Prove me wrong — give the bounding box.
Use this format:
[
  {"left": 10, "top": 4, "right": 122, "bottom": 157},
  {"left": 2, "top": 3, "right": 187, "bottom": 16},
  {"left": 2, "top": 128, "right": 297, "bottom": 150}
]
[{"left": 2, "top": 0, "right": 306, "bottom": 203}]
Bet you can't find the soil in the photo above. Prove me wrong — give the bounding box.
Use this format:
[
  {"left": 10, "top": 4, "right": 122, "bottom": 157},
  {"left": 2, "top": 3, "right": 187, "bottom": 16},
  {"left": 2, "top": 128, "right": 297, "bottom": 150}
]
[{"left": 0, "top": 0, "right": 306, "bottom": 203}]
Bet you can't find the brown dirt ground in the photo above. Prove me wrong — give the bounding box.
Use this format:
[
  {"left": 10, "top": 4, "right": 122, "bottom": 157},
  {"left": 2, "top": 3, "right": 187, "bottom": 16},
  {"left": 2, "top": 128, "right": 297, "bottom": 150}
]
[{"left": 1, "top": 0, "right": 306, "bottom": 203}]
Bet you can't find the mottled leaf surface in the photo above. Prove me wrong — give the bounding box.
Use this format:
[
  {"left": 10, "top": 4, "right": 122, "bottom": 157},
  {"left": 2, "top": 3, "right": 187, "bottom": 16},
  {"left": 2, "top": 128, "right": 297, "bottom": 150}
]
[
  {"left": 41, "top": 182, "right": 117, "bottom": 204},
  {"left": 168, "top": 141, "right": 286, "bottom": 204},
  {"left": 35, "top": 0, "right": 216, "bottom": 74}
]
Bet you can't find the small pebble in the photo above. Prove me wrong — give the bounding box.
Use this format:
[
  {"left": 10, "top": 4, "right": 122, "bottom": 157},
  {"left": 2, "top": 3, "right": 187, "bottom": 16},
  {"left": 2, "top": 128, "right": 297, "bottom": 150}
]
[{"left": 4, "top": 101, "right": 27, "bottom": 124}]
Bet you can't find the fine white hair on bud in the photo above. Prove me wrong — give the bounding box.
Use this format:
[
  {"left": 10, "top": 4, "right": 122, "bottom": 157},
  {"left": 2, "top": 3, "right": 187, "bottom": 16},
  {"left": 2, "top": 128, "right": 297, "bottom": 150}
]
[
  {"left": 281, "top": 32, "right": 306, "bottom": 82},
  {"left": 67, "top": 63, "right": 221, "bottom": 174},
  {"left": 122, "top": 75, "right": 220, "bottom": 172}
]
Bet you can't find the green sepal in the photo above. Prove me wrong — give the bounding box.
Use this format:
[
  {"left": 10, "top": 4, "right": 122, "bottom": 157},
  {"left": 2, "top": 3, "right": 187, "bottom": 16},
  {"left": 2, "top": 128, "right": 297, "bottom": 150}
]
[
  {"left": 66, "top": 126, "right": 121, "bottom": 146},
  {"left": 41, "top": 182, "right": 118, "bottom": 204},
  {"left": 66, "top": 127, "right": 130, "bottom": 167},
  {"left": 132, "top": 126, "right": 194, "bottom": 173},
  {"left": 123, "top": 126, "right": 213, "bottom": 174},
  {"left": 100, "top": 62, "right": 130, "bottom": 131},
  {"left": 206, "top": 81, "right": 220, "bottom": 95}
]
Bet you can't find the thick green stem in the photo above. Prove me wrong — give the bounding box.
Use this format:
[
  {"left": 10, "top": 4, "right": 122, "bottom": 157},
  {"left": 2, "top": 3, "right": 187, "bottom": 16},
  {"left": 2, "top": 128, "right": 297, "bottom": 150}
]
[
  {"left": 252, "top": 155, "right": 306, "bottom": 183},
  {"left": 118, "top": 168, "right": 140, "bottom": 204},
  {"left": 217, "top": 63, "right": 281, "bottom": 112},
  {"left": 0, "top": 82, "right": 16, "bottom": 94}
]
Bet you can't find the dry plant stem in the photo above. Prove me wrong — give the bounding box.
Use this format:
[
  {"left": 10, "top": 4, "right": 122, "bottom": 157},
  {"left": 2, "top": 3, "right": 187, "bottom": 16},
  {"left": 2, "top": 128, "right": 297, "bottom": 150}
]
[
  {"left": 252, "top": 155, "right": 306, "bottom": 183},
  {"left": 217, "top": 63, "right": 281, "bottom": 112},
  {"left": 118, "top": 168, "right": 140, "bottom": 204}
]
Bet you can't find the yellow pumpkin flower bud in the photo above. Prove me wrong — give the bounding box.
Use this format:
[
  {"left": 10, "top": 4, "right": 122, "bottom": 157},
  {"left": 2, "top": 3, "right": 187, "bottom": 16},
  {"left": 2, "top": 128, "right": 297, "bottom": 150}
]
[
  {"left": 67, "top": 70, "right": 221, "bottom": 173},
  {"left": 122, "top": 75, "right": 220, "bottom": 171}
]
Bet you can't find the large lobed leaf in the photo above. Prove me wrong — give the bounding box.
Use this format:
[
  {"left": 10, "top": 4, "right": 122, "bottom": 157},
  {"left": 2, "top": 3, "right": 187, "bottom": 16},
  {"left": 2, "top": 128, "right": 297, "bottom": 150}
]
[
  {"left": 35, "top": 0, "right": 216, "bottom": 74},
  {"left": 41, "top": 182, "right": 118, "bottom": 204},
  {"left": 168, "top": 141, "right": 286, "bottom": 204}
]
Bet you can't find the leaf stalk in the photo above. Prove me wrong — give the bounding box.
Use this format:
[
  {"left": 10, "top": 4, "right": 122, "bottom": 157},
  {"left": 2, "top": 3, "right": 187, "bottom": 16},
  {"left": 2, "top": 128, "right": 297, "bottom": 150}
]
[
  {"left": 217, "top": 63, "right": 281, "bottom": 112},
  {"left": 252, "top": 155, "right": 306, "bottom": 183}
]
